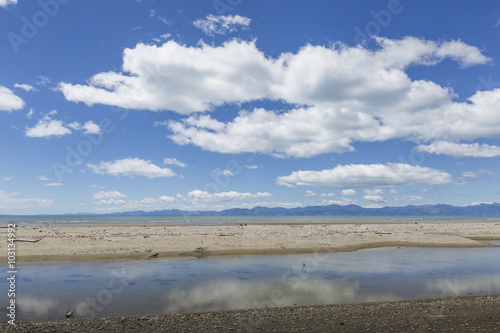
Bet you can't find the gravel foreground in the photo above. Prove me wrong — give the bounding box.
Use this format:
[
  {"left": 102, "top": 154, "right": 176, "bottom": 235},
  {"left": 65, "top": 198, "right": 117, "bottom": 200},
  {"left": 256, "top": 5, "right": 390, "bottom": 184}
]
[{"left": 3, "top": 294, "right": 500, "bottom": 332}]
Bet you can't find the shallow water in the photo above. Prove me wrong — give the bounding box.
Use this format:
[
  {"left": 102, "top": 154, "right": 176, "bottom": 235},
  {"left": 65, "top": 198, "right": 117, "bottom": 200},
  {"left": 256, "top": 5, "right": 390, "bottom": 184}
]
[
  {"left": 2, "top": 245, "right": 500, "bottom": 323},
  {"left": 1, "top": 215, "right": 499, "bottom": 226}
]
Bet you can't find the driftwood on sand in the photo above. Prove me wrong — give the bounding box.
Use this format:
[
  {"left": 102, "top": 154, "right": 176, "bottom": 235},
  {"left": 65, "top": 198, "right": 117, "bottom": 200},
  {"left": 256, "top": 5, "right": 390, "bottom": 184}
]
[{"left": 14, "top": 238, "right": 43, "bottom": 243}]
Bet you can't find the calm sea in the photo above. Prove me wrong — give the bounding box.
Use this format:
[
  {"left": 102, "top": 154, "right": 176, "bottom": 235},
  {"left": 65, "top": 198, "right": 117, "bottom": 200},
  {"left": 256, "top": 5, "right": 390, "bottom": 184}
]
[{"left": 1, "top": 215, "right": 499, "bottom": 226}]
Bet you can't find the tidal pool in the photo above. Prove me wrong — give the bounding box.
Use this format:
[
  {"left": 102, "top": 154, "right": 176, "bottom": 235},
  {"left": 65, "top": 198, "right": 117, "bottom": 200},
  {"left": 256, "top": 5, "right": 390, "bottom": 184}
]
[{"left": 2, "top": 245, "right": 500, "bottom": 322}]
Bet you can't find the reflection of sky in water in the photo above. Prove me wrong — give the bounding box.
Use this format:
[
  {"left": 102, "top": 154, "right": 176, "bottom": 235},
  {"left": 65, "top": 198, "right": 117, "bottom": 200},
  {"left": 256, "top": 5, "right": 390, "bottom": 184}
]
[{"left": 1, "top": 246, "right": 500, "bottom": 322}]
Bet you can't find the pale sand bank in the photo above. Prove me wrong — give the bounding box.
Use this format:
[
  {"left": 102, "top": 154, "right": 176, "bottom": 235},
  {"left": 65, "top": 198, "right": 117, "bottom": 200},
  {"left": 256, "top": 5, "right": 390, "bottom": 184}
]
[{"left": 1, "top": 221, "right": 500, "bottom": 263}]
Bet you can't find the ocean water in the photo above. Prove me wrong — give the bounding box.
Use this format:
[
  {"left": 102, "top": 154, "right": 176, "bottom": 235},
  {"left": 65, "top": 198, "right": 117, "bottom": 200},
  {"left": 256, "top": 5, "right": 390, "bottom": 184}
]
[
  {"left": 2, "top": 245, "right": 500, "bottom": 322},
  {"left": 1, "top": 215, "right": 499, "bottom": 226}
]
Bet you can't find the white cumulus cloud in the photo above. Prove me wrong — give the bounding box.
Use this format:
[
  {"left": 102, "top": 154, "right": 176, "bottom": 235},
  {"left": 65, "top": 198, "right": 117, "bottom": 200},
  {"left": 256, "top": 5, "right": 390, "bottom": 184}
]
[
  {"left": 363, "top": 195, "right": 386, "bottom": 203},
  {"left": 340, "top": 189, "right": 357, "bottom": 196},
  {"left": 82, "top": 121, "right": 101, "bottom": 134},
  {"left": 93, "top": 190, "right": 276, "bottom": 213},
  {"left": 276, "top": 163, "right": 453, "bottom": 188},
  {"left": 26, "top": 117, "right": 102, "bottom": 138},
  {"left": 364, "top": 189, "right": 384, "bottom": 195},
  {"left": 187, "top": 190, "right": 273, "bottom": 202},
  {"left": 415, "top": 141, "right": 500, "bottom": 158},
  {"left": 56, "top": 37, "right": 497, "bottom": 158},
  {"left": 0, "top": 85, "right": 25, "bottom": 111},
  {"left": 304, "top": 190, "right": 335, "bottom": 197},
  {"left": 25, "top": 117, "right": 71, "bottom": 138},
  {"left": 193, "top": 14, "right": 251, "bottom": 36},
  {"left": 87, "top": 157, "right": 177, "bottom": 178},
  {"left": 58, "top": 40, "right": 278, "bottom": 114},
  {"left": 324, "top": 198, "right": 358, "bottom": 206}
]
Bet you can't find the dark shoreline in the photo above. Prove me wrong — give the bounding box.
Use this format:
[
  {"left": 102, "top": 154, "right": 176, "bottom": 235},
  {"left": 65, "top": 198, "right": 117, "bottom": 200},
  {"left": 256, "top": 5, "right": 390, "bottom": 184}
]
[{"left": 3, "top": 294, "right": 500, "bottom": 332}]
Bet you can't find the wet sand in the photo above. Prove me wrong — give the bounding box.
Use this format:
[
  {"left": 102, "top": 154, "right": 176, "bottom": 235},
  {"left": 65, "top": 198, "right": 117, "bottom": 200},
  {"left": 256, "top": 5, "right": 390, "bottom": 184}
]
[{"left": 1, "top": 221, "right": 500, "bottom": 263}]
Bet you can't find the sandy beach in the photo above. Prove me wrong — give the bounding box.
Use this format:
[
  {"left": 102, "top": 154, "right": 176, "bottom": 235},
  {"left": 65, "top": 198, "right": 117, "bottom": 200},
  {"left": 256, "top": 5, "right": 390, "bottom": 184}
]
[
  {"left": 2, "top": 221, "right": 500, "bottom": 263},
  {"left": 2, "top": 221, "right": 500, "bottom": 332}
]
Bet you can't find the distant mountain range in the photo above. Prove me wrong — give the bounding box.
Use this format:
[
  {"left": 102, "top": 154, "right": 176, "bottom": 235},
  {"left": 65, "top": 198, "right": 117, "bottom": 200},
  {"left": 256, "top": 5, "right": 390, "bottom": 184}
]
[{"left": 104, "top": 203, "right": 500, "bottom": 217}]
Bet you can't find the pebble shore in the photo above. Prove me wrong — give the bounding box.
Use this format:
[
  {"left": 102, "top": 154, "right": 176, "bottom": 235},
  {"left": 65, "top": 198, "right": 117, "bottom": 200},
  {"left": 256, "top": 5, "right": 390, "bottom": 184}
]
[{"left": 3, "top": 294, "right": 499, "bottom": 332}]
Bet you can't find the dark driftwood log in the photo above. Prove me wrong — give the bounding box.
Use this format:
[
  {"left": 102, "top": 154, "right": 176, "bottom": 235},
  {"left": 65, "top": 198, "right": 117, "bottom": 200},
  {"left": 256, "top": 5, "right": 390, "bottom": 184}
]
[{"left": 14, "top": 238, "right": 42, "bottom": 243}]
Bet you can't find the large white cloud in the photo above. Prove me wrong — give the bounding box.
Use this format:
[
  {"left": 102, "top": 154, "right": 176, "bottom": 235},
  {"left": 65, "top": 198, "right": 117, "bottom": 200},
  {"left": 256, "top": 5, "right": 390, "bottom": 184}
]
[
  {"left": 0, "top": 85, "right": 25, "bottom": 111},
  {"left": 169, "top": 88, "right": 500, "bottom": 158},
  {"left": 87, "top": 157, "right": 176, "bottom": 178},
  {"left": 58, "top": 40, "right": 280, "bottom": 114},
  {"left": 59, "top": 37, "right": 488, "bottom": 114},
  {"left": 58, "top": 37, "right": 497, "bottom": 158},
  {"left": 193, "top": 14, "right": 251, "bottom": 36},
  {"left": 415, "top": 141, "right": 500, "bottom": 158},
  {"left": 276, "top": 163, "right": 453, "bottom": 188},
  {"left": 168, "top": 106, "right": 386, "bottom": 157}
]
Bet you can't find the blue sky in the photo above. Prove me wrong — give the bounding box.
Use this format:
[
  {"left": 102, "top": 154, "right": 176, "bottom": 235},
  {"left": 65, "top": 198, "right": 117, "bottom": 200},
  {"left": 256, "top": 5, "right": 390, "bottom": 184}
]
[{"left": 1, "top": 0, "right": 500, "bottom": 214}]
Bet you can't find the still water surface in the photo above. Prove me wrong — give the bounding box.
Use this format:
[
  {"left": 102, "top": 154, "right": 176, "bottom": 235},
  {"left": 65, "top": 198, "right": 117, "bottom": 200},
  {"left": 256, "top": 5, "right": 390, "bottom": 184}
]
[
  {"left": 2, "top": 245, "right": 500, "bottom": 322},
  {"left": 1, "top": 215, "right": 499, "bottom": 226}
]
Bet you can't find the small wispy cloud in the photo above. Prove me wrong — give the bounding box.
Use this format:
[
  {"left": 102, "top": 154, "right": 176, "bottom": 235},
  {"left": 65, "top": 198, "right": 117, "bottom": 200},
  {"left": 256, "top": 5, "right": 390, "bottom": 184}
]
[
  {"left": 461, "top": 171, "right": 478, "bottom": 178},
  {"left": 35, "top": 76, "right": 51, "bottom": 87},
  {"left": 14, "top": 83, "right": 37, "bottom": 92},
  {"left": 193, "top": 14, "right": 251, "bottom": 36},
  {"left": 92, "top": 191, "right": 127, "bottom": 200},
  {"left": 158, "top": 17, "right": 172, "bottom": 25},
  {"left": 164, "top": 158, "right": 187, "bottom": 167},
  {"left": 212, "top": 168, "right": 233, "bottom": 176}
]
